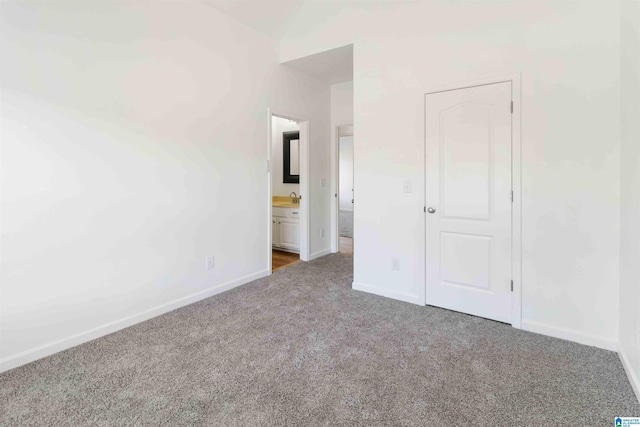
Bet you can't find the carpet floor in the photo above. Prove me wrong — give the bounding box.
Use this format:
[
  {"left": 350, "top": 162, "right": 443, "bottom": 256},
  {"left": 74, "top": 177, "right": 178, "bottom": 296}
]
[{"left": 1, "top": 254, "right": 638, "bottom": 426}]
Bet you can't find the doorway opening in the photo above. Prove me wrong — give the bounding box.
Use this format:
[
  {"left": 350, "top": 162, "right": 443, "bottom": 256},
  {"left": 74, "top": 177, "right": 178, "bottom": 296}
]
[
  {"left": 334, "top": 125, "right": 354, "bottom": 256},
  {"left": 268, "top": 110, "right": 310, "bottom": 273}
]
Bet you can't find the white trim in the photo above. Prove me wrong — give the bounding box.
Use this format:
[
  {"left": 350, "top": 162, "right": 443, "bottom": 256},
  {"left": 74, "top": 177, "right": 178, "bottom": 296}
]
[
  {"left": 352, "top": 282, "right": 423, "bottom": 306},
  {"left": 424, "top": 73, "right": 523, "bottom": 329},
  {"left": 309, "top": 248, "right": 331, "bottom": 260},
  {"left": 267, "top": 109, "right": 273, "bottom": 274},
  {"left": 521, "top": 319, "right": 617, "bottom": 351},
  {"left": 618, "top": 343, "right": 640, "bottom": 403},
  {"left": 268, "top": 108, "right": 311, "bottom": 264},
  {"left": 510, "top": 74, "right": 523, "bottom": 330},
  {"left": 0, "top": 269, "right": 269, "bottom": 374},
  {"left": 331, "top": 123, "right": 354, "bottom": 254},
  {"left": 423, "top": 73, "right": 521, "bottom": 97},
  {"left": 299, "top": 120, "right": 310, "bottom": 261},
  {"left": 331, "top": 125, "right": 339, "bottom": 253}
]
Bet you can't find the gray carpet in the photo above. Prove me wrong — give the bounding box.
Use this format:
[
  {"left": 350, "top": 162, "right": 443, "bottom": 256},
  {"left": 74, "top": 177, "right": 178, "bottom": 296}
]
[
  {"left": 0, "top": 254, "right": 638, "bottom": 426},
  {"left": 339, "top": 210, "right": 353, "bottom": 238}
]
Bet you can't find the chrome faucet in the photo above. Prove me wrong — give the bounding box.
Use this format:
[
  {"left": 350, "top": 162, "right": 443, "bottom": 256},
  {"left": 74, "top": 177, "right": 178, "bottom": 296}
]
[{"left": 289, "top": 192, "right": 298, "bottom": 204}]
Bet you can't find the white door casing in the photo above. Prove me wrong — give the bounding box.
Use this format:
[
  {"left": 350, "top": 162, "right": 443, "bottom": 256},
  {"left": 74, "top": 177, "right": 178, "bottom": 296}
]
[
  {"left": 267, "top": 108, "right": 309, "bottom": 273},
  {"left": 425, "top": 81, "right": 513, "bottom": 324},
  {"left": 332, "top": 124, "right": 354, "bottom": 253}
]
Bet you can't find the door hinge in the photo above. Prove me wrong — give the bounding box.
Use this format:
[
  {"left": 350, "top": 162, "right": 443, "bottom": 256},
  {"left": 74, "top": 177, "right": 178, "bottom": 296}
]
[
  {"left": 510, "top": 101, "right": 513, "bottom": 114},
  {"left": 424, "top": 206, "right": 426, "bottom": 213},
  {"left": 335, "top": 193, "right": 337, "bottom": 198},
  {"left": 511, "top": 191, "right": 514, "bottom": 202},
  {"left": 510, "top": 280, "right": 513, "bottom": 292}
]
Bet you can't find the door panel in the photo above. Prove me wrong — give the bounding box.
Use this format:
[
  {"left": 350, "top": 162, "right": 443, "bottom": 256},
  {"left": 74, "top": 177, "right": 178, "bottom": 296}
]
[
  {"left": 440, "top": 232, "right": 492, "bottom": 290},
  {"left": 441, "top": 104, "right": 492, "bottom": 220},
  {"left": 280, "top": 219, "right": 300, "bottom": 250},
  {"left": 425, "top": 81, "right": 512, "bottom": 323}
]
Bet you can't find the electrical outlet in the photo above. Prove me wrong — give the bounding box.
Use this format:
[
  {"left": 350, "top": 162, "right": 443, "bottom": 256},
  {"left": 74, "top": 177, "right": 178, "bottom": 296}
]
[
  {"left": 206, "top": 256, "right": 214, "bottom": 270},
  {"left": 403, "top": 180, "right": 412, "bottom": 193},
  {"left": 320, "top": 178, "right": 327, "bottom": 188},
  {"left": 391, "top": 258, "right": 400, "bottom": 270},
  {"left": 320, "top": 228, "right": 325, "bottom": 238}
]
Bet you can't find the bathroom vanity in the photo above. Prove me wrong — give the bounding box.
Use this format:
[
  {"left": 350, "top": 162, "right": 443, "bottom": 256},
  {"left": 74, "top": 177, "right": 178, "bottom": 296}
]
[{"left": 272, "top": 196, "right": 301, "bottom": 253}]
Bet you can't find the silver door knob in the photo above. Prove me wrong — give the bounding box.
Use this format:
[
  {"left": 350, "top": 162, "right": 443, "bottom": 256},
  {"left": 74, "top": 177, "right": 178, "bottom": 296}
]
[{"left": 427, "top": 207, "right": 436, "bottom": 214}]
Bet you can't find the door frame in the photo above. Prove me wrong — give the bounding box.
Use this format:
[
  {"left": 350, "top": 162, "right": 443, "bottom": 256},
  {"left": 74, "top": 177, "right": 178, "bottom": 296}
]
[
  {"left": 267, "top": 108, "right": 310, "bottom": 273},
  {"left": 331, "top": 124, "right": 354, "bottom": 253},
  {"left": 424, "top": 73, "right": 522, "bottom": 328}
]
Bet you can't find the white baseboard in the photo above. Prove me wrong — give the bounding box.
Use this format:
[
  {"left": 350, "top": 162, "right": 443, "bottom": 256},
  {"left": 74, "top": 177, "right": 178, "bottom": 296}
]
[
  {"left": 0, "top": 269, "right": 269, "bottom": 374},
  {"left": 521, "top": 319, "right": 617, "bottom": 351},
  {"left": 309, "top": 248, "right": 331, "bottom": 260},
  {"left": 618, "top": 343, "right": 640, "bottom": 403},
  {"left": 352, "top": 281, "right": 423, "bottom": 306}
]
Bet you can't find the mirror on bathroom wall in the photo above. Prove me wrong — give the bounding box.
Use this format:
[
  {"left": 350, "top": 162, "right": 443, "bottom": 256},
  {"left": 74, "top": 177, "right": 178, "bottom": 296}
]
[{"left": 283, "top": 131, "right": 300, "bottom": 184}]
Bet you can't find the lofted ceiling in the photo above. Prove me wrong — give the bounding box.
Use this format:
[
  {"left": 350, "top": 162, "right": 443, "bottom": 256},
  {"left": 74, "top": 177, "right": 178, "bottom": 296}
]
[
  {"left": 202, "top": 0, "right": 305, "bottom": 40},
  {"left": 282, "top": 44, "right": 353, "bottom": 85},
  {"left": 202, "top": 0, "right": 353, "bottom": 85}
]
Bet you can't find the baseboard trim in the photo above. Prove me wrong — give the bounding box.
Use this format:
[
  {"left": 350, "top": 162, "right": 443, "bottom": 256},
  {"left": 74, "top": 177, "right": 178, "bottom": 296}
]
[
  {"left": 352, "top": 281, "right": 423, "bottom": 306},
  {"left": 309, "top": 248, "right": 331, "bottom": 260},
  {"left": 521, "top": 319, "right": 617, "bottom": 351},
  {"left": 0, "top": 269, "right": 269, "bottom": 374},
  {"left": 618, "top": 343, "right": 640, "bottom": 403}
]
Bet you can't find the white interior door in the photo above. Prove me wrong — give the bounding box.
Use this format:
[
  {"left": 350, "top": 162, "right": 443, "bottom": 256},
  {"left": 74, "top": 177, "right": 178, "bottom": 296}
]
[{"left": 425, "top": 81, "right": 513, "bottom": 323}]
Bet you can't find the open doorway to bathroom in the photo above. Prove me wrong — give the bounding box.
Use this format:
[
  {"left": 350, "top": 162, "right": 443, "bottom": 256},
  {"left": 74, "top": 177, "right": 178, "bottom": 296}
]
[
  {"left": 337, "top": 125, "right": 353, "bottom": 256},
  {"left": 268, "top": 112, "right": 309, "bottom": 272}
]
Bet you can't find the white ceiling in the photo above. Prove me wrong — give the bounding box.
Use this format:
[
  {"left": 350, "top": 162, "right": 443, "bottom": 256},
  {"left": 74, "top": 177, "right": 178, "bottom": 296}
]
[
  {"left": 202, "top": 0, "right": 353, "bottom": 85},
  {"left": 202, "top": 0, "right": 305, "bottom": 40}
]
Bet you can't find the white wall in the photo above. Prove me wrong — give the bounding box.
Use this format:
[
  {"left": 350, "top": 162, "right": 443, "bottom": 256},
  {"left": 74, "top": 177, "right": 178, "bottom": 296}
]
[
  {"left": 281, "top": 1, "right": 621, "bottom": 349},
  {"left": 0, "top": 0, "right": 330, "bottom": 371},
  {"left": 339, "top": 136, "right": 354, "bottom": 211},
  {"left": 330, "top": 81, "right": 354, "bottom": 251},
  {"left": 331, "top": 81, "right": 354, "bottom": 128},
  {"left": 271, "top": 116, "right": 300, "bottom": 197},
  {"left": 619, "top": 0, "right": 640, "bottom": 400}
]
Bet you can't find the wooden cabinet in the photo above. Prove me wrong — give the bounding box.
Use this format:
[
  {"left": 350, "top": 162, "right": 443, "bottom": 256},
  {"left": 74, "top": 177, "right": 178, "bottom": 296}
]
[{"left": 272, "top": 207, "right": 300, "bottom": 253}]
